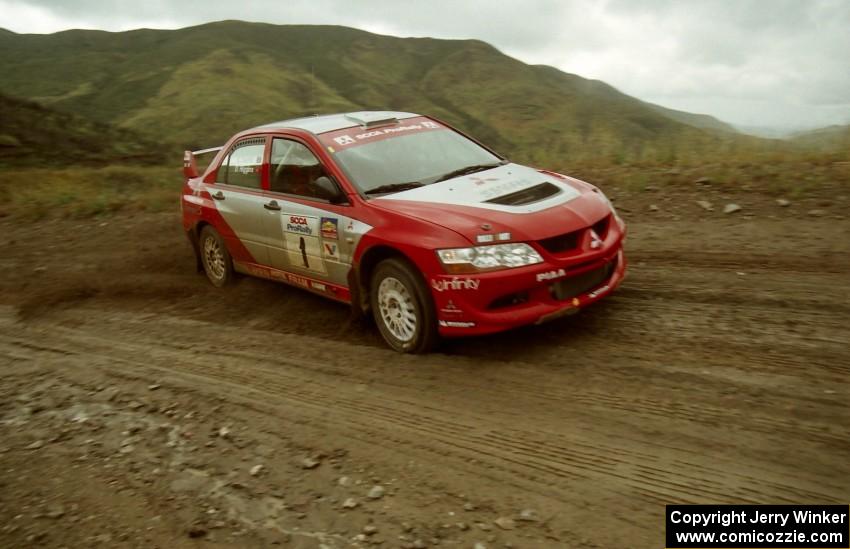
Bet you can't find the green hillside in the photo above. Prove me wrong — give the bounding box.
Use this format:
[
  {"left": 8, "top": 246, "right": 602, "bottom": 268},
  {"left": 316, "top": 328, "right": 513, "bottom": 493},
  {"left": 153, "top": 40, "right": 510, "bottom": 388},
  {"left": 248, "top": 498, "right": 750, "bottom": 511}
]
[
  {"left": 0, "top": 21, "right": 781, "bottom": 166},
  {"left": 0, "top": 94, "right": 166, "bottom": 166},
  {"left": 790, "top": 124, "right": 850, "bottom": 151},
  {"left": 643, "top": 102, "right": 737, "bottom": 133}
]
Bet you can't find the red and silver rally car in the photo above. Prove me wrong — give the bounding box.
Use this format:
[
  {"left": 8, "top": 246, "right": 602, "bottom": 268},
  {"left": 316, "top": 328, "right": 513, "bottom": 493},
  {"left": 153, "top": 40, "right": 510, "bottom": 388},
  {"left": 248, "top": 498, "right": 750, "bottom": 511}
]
[{"left": 181, "top": 111, "right": 626, "bottom": 352}]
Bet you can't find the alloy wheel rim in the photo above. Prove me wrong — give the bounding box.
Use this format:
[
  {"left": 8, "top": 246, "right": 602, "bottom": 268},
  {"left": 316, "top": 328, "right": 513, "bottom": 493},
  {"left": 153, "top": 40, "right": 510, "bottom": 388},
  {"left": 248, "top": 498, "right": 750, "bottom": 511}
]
[
  {"left": 378, "top": 276, "right": 417, "bottom": 342},
  {"left": 203, "top": 236, "right": 226, "bottom": 280}
]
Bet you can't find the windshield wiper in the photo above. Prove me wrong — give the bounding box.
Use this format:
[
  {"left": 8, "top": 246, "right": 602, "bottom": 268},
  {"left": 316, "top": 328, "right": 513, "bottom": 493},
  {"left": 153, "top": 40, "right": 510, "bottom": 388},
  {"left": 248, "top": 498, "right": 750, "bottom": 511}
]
[
  {"left": 432, "top": 161, "right": 506, "bottom": 184},
  {"left": 364, "top": 181, "right": 424, "bottom": 196}
]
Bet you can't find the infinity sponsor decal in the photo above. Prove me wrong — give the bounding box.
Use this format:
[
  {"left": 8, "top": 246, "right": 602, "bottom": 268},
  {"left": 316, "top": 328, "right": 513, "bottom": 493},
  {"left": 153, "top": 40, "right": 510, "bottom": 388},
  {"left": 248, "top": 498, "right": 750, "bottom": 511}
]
[
  {"left": 536, "top": 268, "right": 566, "bottom": 282},
  {"left": 431, "top": 278, "right": 480, "bottom": 292},
  {"left": 439, "top": 320, "right": 476, "bottom": 328}
]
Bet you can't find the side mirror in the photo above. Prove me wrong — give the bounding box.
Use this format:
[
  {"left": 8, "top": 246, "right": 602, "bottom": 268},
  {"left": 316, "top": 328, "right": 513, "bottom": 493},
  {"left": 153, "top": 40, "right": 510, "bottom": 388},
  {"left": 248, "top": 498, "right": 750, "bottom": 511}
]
[{"left": 314, "top": 176, "right": 348, "bottom": 204}]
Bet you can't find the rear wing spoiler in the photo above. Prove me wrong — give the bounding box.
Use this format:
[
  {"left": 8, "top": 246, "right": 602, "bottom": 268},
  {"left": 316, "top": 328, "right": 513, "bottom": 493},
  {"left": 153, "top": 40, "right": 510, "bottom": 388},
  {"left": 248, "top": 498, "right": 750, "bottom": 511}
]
[{"left": 183, "top": 146, "right": 222, "bottom": 180}]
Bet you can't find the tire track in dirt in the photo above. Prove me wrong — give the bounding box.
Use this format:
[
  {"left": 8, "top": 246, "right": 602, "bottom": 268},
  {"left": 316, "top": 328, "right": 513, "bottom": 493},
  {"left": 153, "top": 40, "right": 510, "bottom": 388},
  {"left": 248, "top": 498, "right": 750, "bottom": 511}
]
[
  {"left": 629, "top": 250, "right": 848, "bottom": 274},
  {"left": 12, "top": 310, "right": 847, "bottom": 452},
  {"left": 1, "top": 310, "right": 845, "bottom": 517},
  {"left": 2, "top": 215, "right": 849, "bottom": 546}
]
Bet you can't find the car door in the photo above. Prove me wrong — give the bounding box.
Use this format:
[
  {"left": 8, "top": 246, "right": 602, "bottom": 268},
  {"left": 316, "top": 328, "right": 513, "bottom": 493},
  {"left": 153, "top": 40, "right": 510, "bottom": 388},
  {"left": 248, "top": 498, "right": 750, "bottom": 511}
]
[
  {"left": 206, "top": 136, "right": 271, "bottom": 266},
  {"left": 263, "top": 137, "right": 364, "bottom": 289}
]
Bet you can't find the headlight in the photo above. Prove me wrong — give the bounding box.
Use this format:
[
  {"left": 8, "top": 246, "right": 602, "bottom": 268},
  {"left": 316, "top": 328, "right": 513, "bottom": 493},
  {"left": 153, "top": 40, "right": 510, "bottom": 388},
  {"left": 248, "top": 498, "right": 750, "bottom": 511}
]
[{"left": 436, "top": 243, "right": 543, "bottom": 273}]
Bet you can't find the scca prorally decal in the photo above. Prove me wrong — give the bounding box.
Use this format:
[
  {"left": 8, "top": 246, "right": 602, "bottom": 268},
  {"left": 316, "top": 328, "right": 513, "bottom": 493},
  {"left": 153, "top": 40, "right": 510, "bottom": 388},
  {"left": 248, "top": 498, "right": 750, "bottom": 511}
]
[
  {"left": 439, "top": 320, "right": 476, "bottom": 328},
  {"left": 331, "top": 121, "right": 442, "bottom": 148},
  {"left": 431, "top": 278, "right": 480, "bottom": 292},
  {"left": 282, "top": 214, "right": 327, "bottom": 275},
  {"left": 285, "top": 215, "right": 314, "bottom": 236},
  {"left": 536, "top": 269, "right": 566, "bottom": 282}
]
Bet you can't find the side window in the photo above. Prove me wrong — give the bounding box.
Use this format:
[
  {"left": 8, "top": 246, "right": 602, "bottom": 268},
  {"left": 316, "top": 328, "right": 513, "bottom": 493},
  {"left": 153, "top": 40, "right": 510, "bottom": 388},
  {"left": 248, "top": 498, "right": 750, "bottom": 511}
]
[
  {"left": 269, "top": 138, "right": 334, "bottom": 199},
  {"left": 218, "top": 138, "right": 265, "bottom": 189}
]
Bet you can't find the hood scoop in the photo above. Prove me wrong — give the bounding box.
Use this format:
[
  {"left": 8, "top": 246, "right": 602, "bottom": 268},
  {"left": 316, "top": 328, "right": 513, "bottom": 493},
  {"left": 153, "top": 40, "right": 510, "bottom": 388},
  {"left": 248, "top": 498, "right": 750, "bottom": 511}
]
[{"left": 485, "top": 182, "right": 561, "bottom": 206}]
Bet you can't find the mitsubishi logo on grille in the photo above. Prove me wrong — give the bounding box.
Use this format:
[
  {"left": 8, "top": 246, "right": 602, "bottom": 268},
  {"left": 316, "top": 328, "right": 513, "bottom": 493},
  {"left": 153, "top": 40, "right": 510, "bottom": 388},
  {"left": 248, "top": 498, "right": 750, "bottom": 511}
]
[{"left": 589, "top": 229, "right": 603, "bottom": 249}]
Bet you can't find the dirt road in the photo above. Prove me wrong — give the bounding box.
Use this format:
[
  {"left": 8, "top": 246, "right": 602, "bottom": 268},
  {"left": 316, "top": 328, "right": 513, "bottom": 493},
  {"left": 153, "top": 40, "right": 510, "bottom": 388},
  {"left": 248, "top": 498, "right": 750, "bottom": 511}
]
[{"left": 1, "top": 186, "right": 848, "bottom": 548}]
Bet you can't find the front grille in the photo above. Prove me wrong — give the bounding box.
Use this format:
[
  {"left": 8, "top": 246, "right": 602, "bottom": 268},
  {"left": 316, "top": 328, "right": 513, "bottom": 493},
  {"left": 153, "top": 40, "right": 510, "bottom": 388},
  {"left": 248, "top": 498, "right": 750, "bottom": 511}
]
[
  {"left": 539, "top": 229, "right": 582, "bottom": 254},
  {"left": 550, "top": 260, "right": 616, "bottom": 301},
  {"left": 538, "top": 213, "right": 611, "bottom": 255},
  {"left": 485, "top": 182, "right": 561, "bottom": 206},
  {"left": 592, "top": 215, "right": 610, "bottom": 238}
]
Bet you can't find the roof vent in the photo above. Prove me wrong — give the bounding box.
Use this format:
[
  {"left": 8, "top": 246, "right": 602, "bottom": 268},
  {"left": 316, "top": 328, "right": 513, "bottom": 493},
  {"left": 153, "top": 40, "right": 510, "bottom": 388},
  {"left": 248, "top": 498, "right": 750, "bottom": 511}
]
[{"left": 344, "top": 111, "right": 399, "bottom": 129}]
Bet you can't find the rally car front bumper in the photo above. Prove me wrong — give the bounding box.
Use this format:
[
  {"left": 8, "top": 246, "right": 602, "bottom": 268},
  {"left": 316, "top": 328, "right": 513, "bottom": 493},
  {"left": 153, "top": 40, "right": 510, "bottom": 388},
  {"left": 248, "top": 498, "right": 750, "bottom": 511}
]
[{"left": 430, "top": 220, "right": 627, "bottom": 337}]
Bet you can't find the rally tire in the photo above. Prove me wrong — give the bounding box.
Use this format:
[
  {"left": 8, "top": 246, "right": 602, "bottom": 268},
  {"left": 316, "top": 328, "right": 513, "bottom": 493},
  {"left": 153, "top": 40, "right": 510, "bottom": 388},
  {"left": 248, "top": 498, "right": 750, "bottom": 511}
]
[
  {"left": 370, "top": 258, "right": 438, "bottom": 353},
  {"left": 199, "top": 226, "right": 233, "bottom": 288}
]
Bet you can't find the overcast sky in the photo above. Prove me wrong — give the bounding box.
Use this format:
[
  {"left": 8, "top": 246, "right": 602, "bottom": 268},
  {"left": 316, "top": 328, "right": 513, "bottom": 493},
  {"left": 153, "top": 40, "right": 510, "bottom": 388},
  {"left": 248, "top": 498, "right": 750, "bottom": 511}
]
[{"left": 1, "top": 0, "right": 848, "bottom": 132}]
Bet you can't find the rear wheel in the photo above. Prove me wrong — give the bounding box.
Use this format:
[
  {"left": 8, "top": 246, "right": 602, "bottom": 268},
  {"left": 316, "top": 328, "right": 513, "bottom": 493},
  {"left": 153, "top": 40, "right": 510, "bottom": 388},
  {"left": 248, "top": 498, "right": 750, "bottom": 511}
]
[
  {"left": 199, "top": 226, "right": 233, "bottom": 287},
  {"left": 370, "top": 258, "right": 438, "bottom": 353}
]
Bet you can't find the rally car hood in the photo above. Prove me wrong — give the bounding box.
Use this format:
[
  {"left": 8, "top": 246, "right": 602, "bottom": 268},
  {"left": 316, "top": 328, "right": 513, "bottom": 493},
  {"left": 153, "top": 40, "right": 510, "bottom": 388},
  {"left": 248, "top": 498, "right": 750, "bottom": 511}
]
[{"left": 372, "top": 163, "right": 610, "bottom": 243}]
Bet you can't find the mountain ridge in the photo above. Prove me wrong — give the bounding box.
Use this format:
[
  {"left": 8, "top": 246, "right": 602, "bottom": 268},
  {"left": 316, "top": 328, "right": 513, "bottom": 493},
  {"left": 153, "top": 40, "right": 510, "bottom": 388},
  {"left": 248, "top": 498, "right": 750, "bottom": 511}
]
[{"left": 0, "top": 20, "right": 785, "bottom": 166}]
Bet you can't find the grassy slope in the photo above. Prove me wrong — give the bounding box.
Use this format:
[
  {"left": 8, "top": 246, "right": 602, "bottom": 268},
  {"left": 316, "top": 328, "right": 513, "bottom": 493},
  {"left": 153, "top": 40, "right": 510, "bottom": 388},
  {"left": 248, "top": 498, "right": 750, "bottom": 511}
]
[
  {"left": 0, "top": 165, "right": 179, "bottom": 219},
  {"left": 0, "top": 94, "right": 166, "bottom": 167},
  {"left": 790, "top": 124, "right": 850, "bottom": 151},
  {"left": 643, "top": 102, "right": 737, "bottom": 133},
  {"left": 0, "top": 21, "right": 782, "bottom": 166}
]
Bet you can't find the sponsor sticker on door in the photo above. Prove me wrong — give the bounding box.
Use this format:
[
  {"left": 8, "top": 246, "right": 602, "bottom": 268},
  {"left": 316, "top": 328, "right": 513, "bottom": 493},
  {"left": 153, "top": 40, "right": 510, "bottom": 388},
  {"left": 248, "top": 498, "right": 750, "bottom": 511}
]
[
  {"left": 282, "top": 214, "right": 326, "bottom": 275},
  {"left": 323, "top": 242, "right": 340, "bottom": 260},
  {"left": 320, "top": 217, "right": 339, "bottom": 240}
]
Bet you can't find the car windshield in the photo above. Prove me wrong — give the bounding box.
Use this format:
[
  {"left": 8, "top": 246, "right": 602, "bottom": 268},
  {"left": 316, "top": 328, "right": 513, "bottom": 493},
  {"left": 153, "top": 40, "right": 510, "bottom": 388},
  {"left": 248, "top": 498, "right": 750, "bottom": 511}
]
[{"left": 331, "top": 128, "right": 503, "bottom": 195}]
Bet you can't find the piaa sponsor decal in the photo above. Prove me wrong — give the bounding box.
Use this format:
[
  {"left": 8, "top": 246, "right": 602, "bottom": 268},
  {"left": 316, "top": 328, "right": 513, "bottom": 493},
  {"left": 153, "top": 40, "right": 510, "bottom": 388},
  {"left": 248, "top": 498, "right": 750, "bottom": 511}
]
[
  {"left": 431, "top": 278, "right": 480, "bottom": 292},
  {"left": 536, "top": 269, "right": 566, "bottom": 282}
]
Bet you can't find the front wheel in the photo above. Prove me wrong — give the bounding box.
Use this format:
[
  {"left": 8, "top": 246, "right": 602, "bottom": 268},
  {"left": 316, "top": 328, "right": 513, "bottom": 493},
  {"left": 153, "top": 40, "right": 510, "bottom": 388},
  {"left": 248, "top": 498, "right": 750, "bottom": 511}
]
[{"left": 370, "top": 258, "right": 438, "bottom": 353}]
